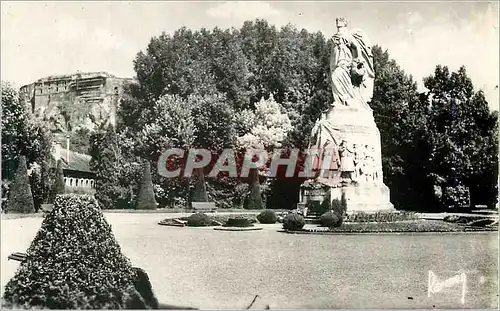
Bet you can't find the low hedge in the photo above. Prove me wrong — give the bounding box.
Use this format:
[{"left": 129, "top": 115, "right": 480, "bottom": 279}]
[{"left": 344, "top": 211, "right": 419, "bottom": 223}]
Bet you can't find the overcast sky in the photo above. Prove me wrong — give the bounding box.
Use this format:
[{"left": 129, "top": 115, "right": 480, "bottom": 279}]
[{"left": 1, "top": 1, "right": 498, "bottom": 110}]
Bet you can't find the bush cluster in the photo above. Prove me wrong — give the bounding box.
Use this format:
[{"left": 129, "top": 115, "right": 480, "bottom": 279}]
[
  {"left": 2, "top": 194, "right": 142, "bottom": 309},
  {"left": 257, "top": 209, "right": 277, "bottom": 224},
  {"left": 206, "top": 177, "right": 249, "bottom": 209},
  {"left": 332, "top": 192, "right": 348, "bottom": 216},
  {"left": 186, "top": 212, "right": 213, "bottom": 227},
  {"left": 306, "top": 201, "right": 328, "bottom": 216},
  {"left": 320, "top": 211, "right": 342, "bottom": 228},
  {"left": 283, "top": 213, "right": 305, "bottom": 231}
]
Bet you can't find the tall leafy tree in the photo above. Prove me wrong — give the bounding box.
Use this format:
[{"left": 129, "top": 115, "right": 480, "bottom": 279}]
[
  {"left": 369, "top": 46, "right": 431, "bottom": 210},
  {"left": 189, "top": 93, "right": 237, "bottom": 202},
  {"left": 423, "top": 66, "right": 498, "bottom": 209},
  {"left": 2, "top": 81, "right": 53, "bottom": 180},
  {"left": 237, "top": 95, "right": 292, "bottom": 209}
]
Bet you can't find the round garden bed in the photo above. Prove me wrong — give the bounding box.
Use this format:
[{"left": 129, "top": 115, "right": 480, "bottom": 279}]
[
  {"left": 214, "top": 227, "right": 263, "bottom": 231},
  {"left": 223, "top": 217, "right": 253, "bottom": 227}
]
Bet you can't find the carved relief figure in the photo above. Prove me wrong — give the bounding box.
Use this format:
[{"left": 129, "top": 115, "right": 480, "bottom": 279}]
[
  {"left": 362, "top": 144, "right": 373, "bottom": 183},
  {"left": 353, "top": 144, "right": 362, "bottom": 181},
  {"left": 320, "top": 139, "right": 341, "bottom": 178},
  {"left": 339, "top": 140, "right": 356, "bottom": 183}
]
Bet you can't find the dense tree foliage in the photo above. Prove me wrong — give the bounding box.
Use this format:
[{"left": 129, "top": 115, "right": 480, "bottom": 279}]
[
  {"left": 113, "top": 19, "right": 498, "bottom": 211},
  {"left": 2, "top": 81, "right": 54, "bottom": 209},
  {"left": 2, "top": 82, "right": 53, "bottom": 180},
  {"left": 423, "top": 66, "right": 498, "bottom": 209},
  {"left": 237, "top": 95, "right": 292, "bottom": 209},
  {"left": 370, "top": 47, "right": 498, "bottom": 210}
]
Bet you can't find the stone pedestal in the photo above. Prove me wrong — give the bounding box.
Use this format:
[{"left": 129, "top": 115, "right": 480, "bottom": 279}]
[
  {"left": 322, "top": 104, "right": 394, "bottom": 212},
  {"left": 330, "top": 185, "right": 394, "bottom": 212}
]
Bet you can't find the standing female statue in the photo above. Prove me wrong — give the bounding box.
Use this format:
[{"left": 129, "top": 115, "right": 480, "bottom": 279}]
[{"left": 330, "top": 17, "right": 375, "bottom": 110}]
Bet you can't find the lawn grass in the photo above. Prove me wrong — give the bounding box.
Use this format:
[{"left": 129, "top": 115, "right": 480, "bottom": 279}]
[{"left": 2, "top": 213, "right": 497, "bottom": 309}]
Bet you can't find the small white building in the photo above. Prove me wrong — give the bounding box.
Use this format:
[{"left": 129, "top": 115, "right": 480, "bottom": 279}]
[{"left": 52, "top": 143, "right": 96, "bottom": 193}]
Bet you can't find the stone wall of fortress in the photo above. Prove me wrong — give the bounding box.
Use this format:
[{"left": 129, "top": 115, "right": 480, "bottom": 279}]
[{"left": 19, "top": 72, "right": 134, "bottom": 131}]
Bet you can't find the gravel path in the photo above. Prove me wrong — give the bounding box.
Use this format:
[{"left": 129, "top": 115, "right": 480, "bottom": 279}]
[{"left": 1, "top": 213, "right": 498, "bottom": 309}]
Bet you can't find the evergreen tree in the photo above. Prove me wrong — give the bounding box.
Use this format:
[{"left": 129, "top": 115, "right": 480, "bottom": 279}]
[
  {"left": 28, "top": 161, "right": 53, "bottom": 211},
  {"left": 49, "top": 159, "right": 66, "bottom": 203},
  {"left": 6, "top": 155, "right": 35, "bottom": 213},
  {"left": 89, "top": 124, "right": 122, "bottom": 209}
]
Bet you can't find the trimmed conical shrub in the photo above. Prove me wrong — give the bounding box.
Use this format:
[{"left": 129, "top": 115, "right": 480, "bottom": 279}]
[
  {"left": 6, "top": 155, "right": 35, "bottom": 213},
  {"left": 136, "top": 160, "right": 157, "bottom": 210},
  {"left": 245, "top": 167, "right": 263, "bottom": 209},
  {"left": 192, "top": 167, "right": 208, "bottom": 202},
  {"left": 2, "top": 194, "right": 145, "bottom": 309},
  {"left": 49, "top": 159, "right": 65, "bottom": 203}
]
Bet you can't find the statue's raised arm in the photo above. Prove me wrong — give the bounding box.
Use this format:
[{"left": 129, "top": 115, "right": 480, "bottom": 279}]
[{"left": 329, "top": 17, "right": 375, "bottom": 110}]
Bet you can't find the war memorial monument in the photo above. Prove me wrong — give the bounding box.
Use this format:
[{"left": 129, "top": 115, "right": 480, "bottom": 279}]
[{"left": 300, "top": 17, "right": 394, "bottom": 212}]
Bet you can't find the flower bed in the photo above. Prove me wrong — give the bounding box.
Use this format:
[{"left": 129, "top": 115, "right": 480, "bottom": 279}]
[
  {"left": 158, "top": 213, "right": 258, "bottom": 227},
  {"left": 344, "top": 211, "right": 419, "bottom": 223},
  {"left": 281, "top": 220, "right": 497, "bottom": 234},
  {"left": 214, "top": 227, "right": 263, "bottom": 231}
]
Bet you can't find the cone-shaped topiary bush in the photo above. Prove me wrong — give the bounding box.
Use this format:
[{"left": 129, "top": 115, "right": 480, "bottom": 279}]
[
  {"left": 6, "top": 155, "right": 35, "bottom": 213},
  {"left": 2, "top": 194, "right": 146, "bottom": 309},
  {"left": 192, "top": 167, "right": 208, "bottom": 202},
  {"left": 49, "top": 159, "right": 65, "bottom": 203},
  {"left": 136, "top": 160, "right": 157, "bottom": 210}
]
